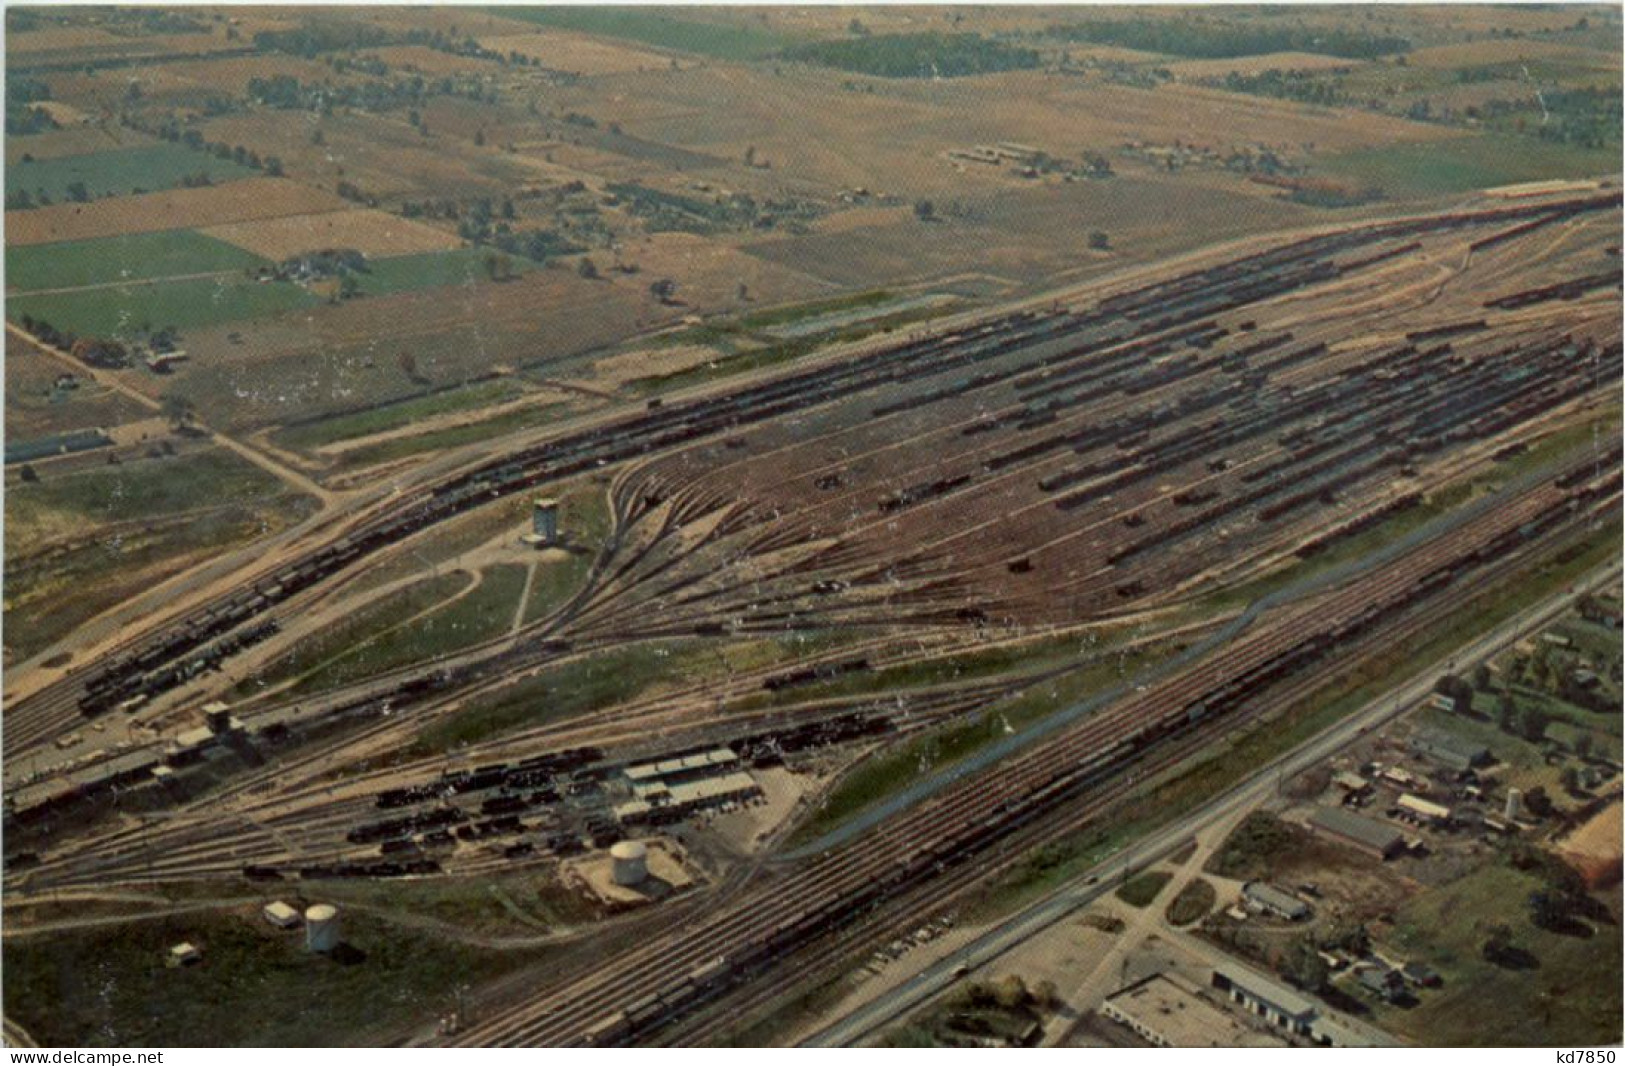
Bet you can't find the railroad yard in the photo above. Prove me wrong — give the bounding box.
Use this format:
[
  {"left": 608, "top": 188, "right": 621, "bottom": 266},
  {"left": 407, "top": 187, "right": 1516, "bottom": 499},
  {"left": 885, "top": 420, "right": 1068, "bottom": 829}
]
[{"left": 3, "top": 4, "right": 1622, "bottom": 1051}]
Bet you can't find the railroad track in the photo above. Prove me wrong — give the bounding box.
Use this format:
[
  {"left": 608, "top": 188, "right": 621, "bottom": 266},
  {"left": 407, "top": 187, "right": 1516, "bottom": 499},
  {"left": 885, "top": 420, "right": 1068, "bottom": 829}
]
[
  {"left": 444, "top": 453, "right": 1618, "bottom": 1046},
  {"left": 12, "top": 194, "right": 1615, "bottom": 760}
]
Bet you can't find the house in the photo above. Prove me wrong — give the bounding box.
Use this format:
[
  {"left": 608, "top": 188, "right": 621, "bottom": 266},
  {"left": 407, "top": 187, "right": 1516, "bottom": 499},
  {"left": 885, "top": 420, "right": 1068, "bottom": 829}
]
[
  {"left": 1401, "top": 961, "right": 1442, "bottom": 988},
  {"left": 1356, "top": 966, "right": 1406, "bottom": 1002},
  {"left": 1307, "top": 806, "right": 1406, "bottom": 860},
  {"left": 1242, "top": 881, "right": 1311, "bottom": 921},
  {"left": 167, "top": 942, "right": 202, "bottom": 968},
  {"left": 1331, "top": 771, "right": 1371, "bottom": 798},
  {"left": 263, "top": 901, "right": 302, "bottom": 929}
]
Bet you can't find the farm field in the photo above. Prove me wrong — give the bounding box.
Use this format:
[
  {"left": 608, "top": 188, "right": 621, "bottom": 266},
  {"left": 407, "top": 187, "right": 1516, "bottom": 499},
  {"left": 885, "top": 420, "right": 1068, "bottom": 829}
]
[
  {"left": 201, "top": 208, "right": 461, "bottom": 260},
  {"left": 5, "top": 178, "right": 349, "bottom": 246},
  {"left": 9, "top": 274, "right": 319, "bottom": 338},
  {"left": 6, "top": 230, "right": 266, "bottom": 294},
  {"left": 5, "top": 143, "right": 257, "bottom": 203}
]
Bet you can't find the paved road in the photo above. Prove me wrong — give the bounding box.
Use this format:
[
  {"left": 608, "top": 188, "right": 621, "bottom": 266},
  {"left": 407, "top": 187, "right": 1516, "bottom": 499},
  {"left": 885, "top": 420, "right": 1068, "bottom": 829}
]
[{"left": 802, "top": 562, "right": 1620, "bottom": 1047}]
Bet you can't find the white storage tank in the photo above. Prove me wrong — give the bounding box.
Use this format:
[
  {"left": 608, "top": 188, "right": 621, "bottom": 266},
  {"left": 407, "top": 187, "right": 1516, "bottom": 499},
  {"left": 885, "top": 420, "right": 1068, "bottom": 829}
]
[
  {"left": 305, "top": 903, "right": 341, "bottom": 953},
  {"left": 610, "top": 840, "right": 648, "bottom": 886}
]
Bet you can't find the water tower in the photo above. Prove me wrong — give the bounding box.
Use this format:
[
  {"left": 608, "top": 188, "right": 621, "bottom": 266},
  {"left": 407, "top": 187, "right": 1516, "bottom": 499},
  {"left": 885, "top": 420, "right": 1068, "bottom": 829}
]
[
  {"left": 305, "top": 903, "right": 341, "bottom": 953},
  {"left": 610, "top": 840, "right": 648, "bottom": 887}
]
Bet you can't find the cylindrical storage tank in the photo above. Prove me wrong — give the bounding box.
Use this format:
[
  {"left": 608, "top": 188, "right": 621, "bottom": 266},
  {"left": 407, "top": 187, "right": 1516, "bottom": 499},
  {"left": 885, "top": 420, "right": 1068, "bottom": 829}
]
[
  {"left": 1505, "top": 787, "right": 1524, "bottom": 822},
  {"left": 610, "top": 840, "right": 648, "bottom": 886},
  {"left": 305, "top": 904, "right": 341, "bottom": 953}
]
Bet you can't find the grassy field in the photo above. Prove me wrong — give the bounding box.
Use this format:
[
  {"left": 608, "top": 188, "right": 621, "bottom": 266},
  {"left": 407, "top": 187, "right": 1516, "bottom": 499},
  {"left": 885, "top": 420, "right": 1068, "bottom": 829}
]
[
  {"left": 290, "top": 564, "right": 528, "bottom": 694},
  {"left": 1, "top": 907, "right": 548, "bottom": 1047},
  {"left": 6, "top": 229, "right": 266, "bottom": 293},
  {"left": 1115, "top": 869, "right": 1173, "bottom": 908},
  {"left": 499, "top": 7, "right": 794, "bottom": 59},
  {"left": 328, "top": 401, "right": 572, "bottom": 472},
  {"left": 354, "top": 248, "right": 534, "bottom": 297},
  {"left": 274, "top": 379, "right": 525, "bottom": 452},
  {"left": 6, "top": 143, "right": 256, "bottom": 202},
  {"left": 1317, "top": 133, "right": 1617, "bottom": 199},
  {"left": 786, "top": 638, "right": 1177, "bottom": 847},
  {"left": 5, "top": 448, "right": 293, "bottom": 552},
  {"left": 235, "top": 571, "right": 471, "bottom": 698},
  {"left": 8, "top": 274, "right": 319, "bottom": 337},
  {"left": 4, "top": 500, "right": 317, "bottom": 662},
  {"left": 405, "top": 640, "right": 689, "bottom": 754},
  {"left": 1375, "top": 863, "right": 1621, "bottom": 1045}
]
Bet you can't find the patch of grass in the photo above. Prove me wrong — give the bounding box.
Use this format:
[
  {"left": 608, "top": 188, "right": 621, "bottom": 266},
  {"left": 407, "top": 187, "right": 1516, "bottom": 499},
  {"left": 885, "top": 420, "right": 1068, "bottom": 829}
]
[
  {"left": 235, "top": 571, "right": 470, "bottom": 698},
  {"left": 274, "top": 379, "right": 525, "bottom": 452},
  {"left": 735, "top": 289, "right": 894, "bottom": 331},
  {"left": 5, "top": 229, "right": 267, "bottom": 293},
  {"left": 8, "top": 274, "right": 319, "bottom": 337},
  {"left": 1376, "top": 863, "right": 1621, "bottom": 1045},
  {"left": 1317, "top": 133, "right": 1618, "bottom": 199},
  {"left": 1207, "top": 811, "right": 1300, "bottom": 879},
  {"left": 786, "top": 640, "right": 1178, "bottom": 847},
  {"left": 292, "top": 563, "right": 528, "bottom": 694},
  {"left": 5, "top": 143, "right": 256, "bottom": 202},
  {"left": 499, "top": 7, "right": 794, "bottom": 60},
  {"left": 1115, "top": 869, "right": 1173, "bottom": 908},
  {"left": 3, "top": 498, "right": 317, "bottom": 662},
  {"left": 0, "top": 907, "right": 547, "bottom": 1047},
  {"left": 4, "top": 448, "right": 292, "bottom": 552},
  {"left": 329, "top": 401, "right": 569, "bottom": 470},
  {"left": 353, "top": 248, "right": 533, "bottom": 297},
  {"left": 1165, "top": 877, "right": 1217, "bottom": 925},
  {"left": 405, "top": 640, "right": 693, "bottom": 754}
]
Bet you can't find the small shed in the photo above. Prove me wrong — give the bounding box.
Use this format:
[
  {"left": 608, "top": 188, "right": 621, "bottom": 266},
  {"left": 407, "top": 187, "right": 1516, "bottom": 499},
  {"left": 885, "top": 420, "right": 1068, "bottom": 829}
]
[
  {"left": 167, "top": 942, "right": 202, "bottom": 968},
  {"left": 263, "top": 901, "right": 302, "bottom": 929}
]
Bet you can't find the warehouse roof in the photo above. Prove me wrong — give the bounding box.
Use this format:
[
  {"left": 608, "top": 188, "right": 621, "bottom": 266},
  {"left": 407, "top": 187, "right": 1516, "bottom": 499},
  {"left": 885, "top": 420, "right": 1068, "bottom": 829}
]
[{"left": 1308, "top": 806, "right": 1404, "bottom": 853}]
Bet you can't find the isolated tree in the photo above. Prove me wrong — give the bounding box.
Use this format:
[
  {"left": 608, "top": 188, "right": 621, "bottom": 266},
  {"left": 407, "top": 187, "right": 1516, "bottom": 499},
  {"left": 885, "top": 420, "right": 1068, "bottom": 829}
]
[
  {"left": 474, "top": 128, "right": 486, "bottom": 147},
  {"left": 649, "top": 278, "right": 678, "bottom": 303},
  {"left": 161, "top": 393, "right": 197, "bottom": 431},
  {"left": 1561, "top": 765, "right": 1583, "bottom": 795},
  {"left": 482, "top": 251, "right": 513, "bottom": 282},
  {"left": 913, "top": 199, "right": 935, "bottom": 222},
  {"left": 1575, "top": 734, "right": 1594, "bottom": 762},
  {"left": 1518, "top": 704, "right": 1549, "bottom": 744},
  {"left": 736, "top": 281, "right": 750, "bottom": 301},
  {"left": 577, "top": 258, "right": 599, "bottom": 280},
  {"left": 1088, "top": 230, "right": 1111, "bottom": 250},
  {"left": 1471, "top": 663, "right": 1494, "bottom": 692},
  {"left": 18, "top": 463, "right": 39, "bottom": 484}
]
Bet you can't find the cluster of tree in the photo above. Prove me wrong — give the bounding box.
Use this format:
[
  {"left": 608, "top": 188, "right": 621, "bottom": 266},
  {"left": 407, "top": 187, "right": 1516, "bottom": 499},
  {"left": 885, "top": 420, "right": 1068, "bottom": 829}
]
[
  {"left": 1279, "top": 920, "right": 1371, "bottom": 992},
  {"left": 6, "top": 75, "right": 58, "bottom": 137},
  {"left": 335, "top": 180, "right": 372, "bottom": 205},
  {"left": 607, "top": 181, "right": 818, "bottom": 236},
  {"left": 121, "top": 113, "right": 284, "bottom": 178},
  {"left": 15, "top": 314, "right": 77, "bottom": 354},
  {"left": 1048, "top": 17, "right": 1410, "bottom": 60},
  {"left": 1477, "top": 87, "right": 1620, "bottom": 149},
  {"left": 1511, "top": 845, "right": 1609, "bottom": 936},
  {"left": 252, "top": 22, "right": 393, "bottom": 58},
  {"left": 781, "top": 32, "right": 1041, "bottom": 79},
  {"left": 1217, "top": 68, "right": 1347, "bottom": 107}
]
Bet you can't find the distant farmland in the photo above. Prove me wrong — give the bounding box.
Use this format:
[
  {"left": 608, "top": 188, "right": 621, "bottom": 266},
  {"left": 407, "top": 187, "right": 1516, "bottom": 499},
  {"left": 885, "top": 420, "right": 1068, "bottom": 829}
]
[{"left": 5, "top": 143, "right": 256, "bottom": 202}]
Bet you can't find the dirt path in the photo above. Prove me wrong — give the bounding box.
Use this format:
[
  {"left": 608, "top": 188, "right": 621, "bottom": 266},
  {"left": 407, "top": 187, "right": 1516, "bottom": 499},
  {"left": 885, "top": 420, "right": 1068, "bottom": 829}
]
[{"left": 8, "top": 268, "right": 241, "bottom": 297}]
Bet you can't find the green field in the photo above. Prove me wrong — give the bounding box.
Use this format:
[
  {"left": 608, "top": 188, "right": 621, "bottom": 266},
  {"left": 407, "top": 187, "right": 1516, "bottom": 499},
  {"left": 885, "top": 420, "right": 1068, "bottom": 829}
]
[
  {"left": 330, "top": 401, "right": 570, "bottom": 471},
  {"left": 1376, "top": 864, "right": 1621, "bottom": 1045},
  {"left": 1, "top": 908, "right": 547, "bottom": 1047},
  {"left": 1317, "top": 133, "right": 1617, "bottom": 199},
  {"left": 500, "top": 7, "right": 794, "bottom": 59},
  {"left": 354, "top": 248, "right": 535, "bottom": 297},
  {"left": 8, "top": 275, "right": 319, "bottom": 337},
  {"left": 290, "top": 564, "right": 528, "bottom": 695},
  {"left": 6, "top": 144, "right": 256, "bottom": 202},
  {"left": 4, "top": 448, "right": 292, "bottom": 552},
  {"left": 6, "top": 229, "right": 267, "bottom": 294},
  {"left": 274, "top": 379, "right": 525, "bottom": 452}
]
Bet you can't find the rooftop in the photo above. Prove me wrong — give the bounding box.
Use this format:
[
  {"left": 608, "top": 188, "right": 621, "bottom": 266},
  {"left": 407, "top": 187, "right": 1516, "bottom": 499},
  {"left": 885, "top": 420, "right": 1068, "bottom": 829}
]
[
  {"left": 1307, "top": 805, "right": 1404, "bottom": 852},
  {"left": 1106, "top": 973, "right": 1287, "bottom": 1048}
]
